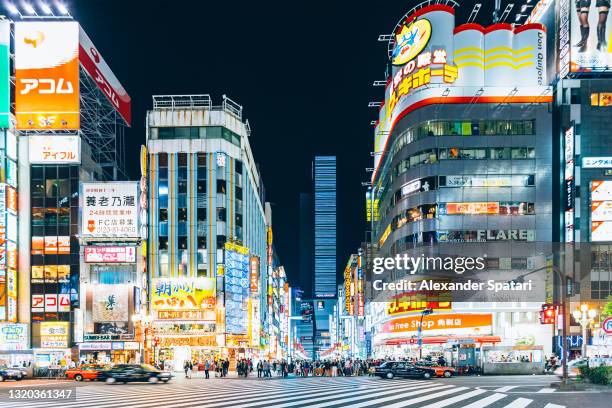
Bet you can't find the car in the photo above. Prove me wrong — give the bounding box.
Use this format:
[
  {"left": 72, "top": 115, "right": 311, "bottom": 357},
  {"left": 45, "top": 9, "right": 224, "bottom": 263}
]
[
  {"left": 66, "top": 364, "right": 107, "bottom": 381},
  {"left": 416, "top": 361, "right": 455, "bottom": 378},
  {"left": 554, "top": 358, "right": 588, "bottom": 378},
  {"left": 98, "top": 364, "right": 172, "bottom": 384},
  {"left": 0, "top": 366, "right": 24, "bottom": 382},
  {"left": 374, "top": 361, "right": 436, "bottom": 379}
]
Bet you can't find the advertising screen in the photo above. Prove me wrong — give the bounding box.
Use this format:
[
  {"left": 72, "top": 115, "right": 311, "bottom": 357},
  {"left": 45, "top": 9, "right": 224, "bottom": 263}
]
[
  {"left": 569, "top": 0, "right": 612, "bottom": 73},
  {"left": 29, "top": 135, "right": 81, "bottom": 164},
  {"left": 15, "top": 22, "right": 80, "bottom": 130},
  {"left": 92, "top": 285, "right": 129, "bottom": 322},
  {"left": 81, "top": 182, "right": 138, "bottom": 238}
]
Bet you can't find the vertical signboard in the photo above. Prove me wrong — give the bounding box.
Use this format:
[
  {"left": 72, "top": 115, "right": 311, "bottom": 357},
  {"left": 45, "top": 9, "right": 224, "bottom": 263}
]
[
  {"left": 591, "top": 181, "right": 612, "bottom": 242},
  {"left": 0, "top": 21, "right": 10, "bottom": 128},
  {"left": 564, "top": 126, "right": 575, "bottom": 242},
  {"left": 15, "top": 22, "right": 80, "bottom": 130},
  {"left": 224, "top": 242, "right": 249, "bottom": 334}
]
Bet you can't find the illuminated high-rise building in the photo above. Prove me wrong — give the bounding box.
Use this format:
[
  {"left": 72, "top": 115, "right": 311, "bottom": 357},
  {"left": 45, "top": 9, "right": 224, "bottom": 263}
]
[{"left": 313, "top": 156, "right": 337, "bottom": 299}]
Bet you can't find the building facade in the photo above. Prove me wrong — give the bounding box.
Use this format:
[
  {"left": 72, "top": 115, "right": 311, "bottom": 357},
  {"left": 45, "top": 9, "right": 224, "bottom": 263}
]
[
  {"left": 146, "top": 95, "right": 268, "bottom": 370},
  {"left": 366, "top": 4, "right": 555, "bottom": 368}
]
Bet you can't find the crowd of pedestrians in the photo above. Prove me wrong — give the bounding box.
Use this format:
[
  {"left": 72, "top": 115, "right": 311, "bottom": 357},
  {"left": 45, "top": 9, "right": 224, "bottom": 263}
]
[{"left": 172, "top": 357, "right": 377, "bottom": 379}]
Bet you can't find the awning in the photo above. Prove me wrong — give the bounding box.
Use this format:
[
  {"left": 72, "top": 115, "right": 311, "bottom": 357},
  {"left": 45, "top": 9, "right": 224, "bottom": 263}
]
[{"left": 383, "top": 335, "right": 501, "bottom": 346}]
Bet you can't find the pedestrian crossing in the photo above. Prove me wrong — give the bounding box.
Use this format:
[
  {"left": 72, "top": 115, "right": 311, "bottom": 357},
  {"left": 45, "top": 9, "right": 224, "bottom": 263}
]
[{"left": 0, "top": 376, "right": 569, "bottom": 408}]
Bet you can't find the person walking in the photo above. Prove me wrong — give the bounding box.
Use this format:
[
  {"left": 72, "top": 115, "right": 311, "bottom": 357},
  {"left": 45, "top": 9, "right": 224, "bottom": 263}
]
[
  {"left": 183, "top": 360, "right": 190, "bottom": 378},
  {"left": 204, "top": 359, "right": 210, "bottom": 379},
  {"left": 257, "top": 360, "right": 263, "bottom": 378}
]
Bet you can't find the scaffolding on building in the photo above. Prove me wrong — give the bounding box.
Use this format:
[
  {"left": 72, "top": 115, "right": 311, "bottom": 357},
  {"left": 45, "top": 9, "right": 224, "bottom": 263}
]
[{"left": 78, "top": 66, "right": 128, "bottom": 181}]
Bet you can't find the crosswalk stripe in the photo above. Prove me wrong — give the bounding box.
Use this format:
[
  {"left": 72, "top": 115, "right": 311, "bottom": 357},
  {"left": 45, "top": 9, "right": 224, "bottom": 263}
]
[
  {"left": 320, "top": 384, "right": 456, "bottom": 408},
  {"left": 111, "top": 379, "right": 414, "bottom": 408},
  {"left": 271, "top": 383, "right": 452, "bottom": 408},
  {"left": 417, "top": 389, "right": 488, "bottom": 408},
  {"left": 13, "top": 381, "right": 354, "bottom": 408},
  {"left": 373, "top": 386, "right": 469, "bottom": 407},
  {"left": 460, "top": 393, "right": 508, "bottom": 408},
  {"left": 204, "top": 380, "right": 439, "bottom": 408},
  {"left": 0, "top": 377, "right": 570, "bottom": 408},
  {"left": 495, "top": 386, "right": 519, "bottom": 392},
  {"left": 502, "top": 397, "right": 533, "bottom": 408}
]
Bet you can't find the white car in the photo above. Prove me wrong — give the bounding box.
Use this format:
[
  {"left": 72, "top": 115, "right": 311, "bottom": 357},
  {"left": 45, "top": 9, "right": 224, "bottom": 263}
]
[{"left": 554, "top": 358, "right": 588, "bottom": 378}]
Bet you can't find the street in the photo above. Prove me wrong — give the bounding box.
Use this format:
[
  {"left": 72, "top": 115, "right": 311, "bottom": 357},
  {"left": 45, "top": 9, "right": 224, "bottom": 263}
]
[{"left": 0, "top": 375, "right": 609, "bottom": 408}]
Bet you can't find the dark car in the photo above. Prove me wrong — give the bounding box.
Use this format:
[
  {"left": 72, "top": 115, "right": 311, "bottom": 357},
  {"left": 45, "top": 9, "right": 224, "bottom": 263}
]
[
  {"left": 374, "top": 361, "right": 436, "bottom": 379},
  {"left": 98, "top": 364, "right": 172, "bottom": 384},
  {"left": 0, "top": 365, "right": 24, "bottom": 382}
]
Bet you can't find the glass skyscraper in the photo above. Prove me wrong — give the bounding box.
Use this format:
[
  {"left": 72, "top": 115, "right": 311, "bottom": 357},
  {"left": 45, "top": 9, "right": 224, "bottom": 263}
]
[{"left": 313, "top": 156, "right": 336, "bottom": 298}]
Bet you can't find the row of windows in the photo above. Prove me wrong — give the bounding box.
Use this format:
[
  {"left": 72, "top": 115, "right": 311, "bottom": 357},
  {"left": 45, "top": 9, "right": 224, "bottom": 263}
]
[
  {"left": 389, "top": 202, "right": 535, "bottom": 231},
  {"left": 157, "top": 153, "right": 243, "bottom": 173},
  {"left": 151, "top": 126, "right": 242, "bottom": 146},
  {"left": 388, "top": 175, "right": 536, "bottom": 213},
  {"left": 394, "top": 147, "right": 536, "bottom": 178},
  {"left": 386, "top": 229, "right": 536, "bottom": 252},
  {"left": 389, "top": 120, "right": 536, "bottom": 159}
]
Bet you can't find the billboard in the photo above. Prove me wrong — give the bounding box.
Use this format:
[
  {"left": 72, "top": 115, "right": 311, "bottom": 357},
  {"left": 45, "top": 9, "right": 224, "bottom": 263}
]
[
  {"left": 31, "top": 293, "right": 70, "bottom": 312},
  {"left": 592, "top": 221, "right": 612, "bottom": 241},
  {"left": 29, "top": 135, "right": 81, "bottom": 164},
  {"left": 583, "top": 157, "right": 612, "bottom": 168},
  {"left": 84, "top": 246, "right": 136, "bottom": 263},
  {"left": 81, "top": 182, "right": 138, "bottom": 238},
  {"left": 0, "top": 323, "right": 28, "bottom": 350},
  {"left": 568, "top": 0, "right": 612, "bottom": 73},
  {"left": 79, "top": 27, "right": 131, "bottom": 125},
  {"left": 40, "top": 322, "right": 69, "bottom": 348},
  {"left": 591, "top": 180, "right": 612, "bottom": 201},
  {"left": 373, "top": 5, "right": 550, "bottom": 178},
  {"left": 15, "top": 22, "right": 80, "bottom": 130},
  {"left": 151, "top": 277, "right": 216, "bottom": 311},
  {"left": 0, "top": 21, "right": 10, "bottom": 128},
  {"left": 592, "top": 201, "right": 612, "bottom": 221},
  {"left": 92, "top": 285, "right": 129, "bottom": 322}
]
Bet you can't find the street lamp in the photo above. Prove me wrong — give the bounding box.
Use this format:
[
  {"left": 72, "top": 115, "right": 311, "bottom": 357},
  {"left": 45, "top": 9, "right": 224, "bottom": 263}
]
[
  {"left": 418, "top": 308, "right": 433, "bottom": 360},
  {"left": 572, "top": 304, "right": 597, "bottom": 359}
]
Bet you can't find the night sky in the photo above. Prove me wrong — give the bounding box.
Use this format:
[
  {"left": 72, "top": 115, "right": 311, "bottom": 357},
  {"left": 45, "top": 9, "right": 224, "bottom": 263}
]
[{"left": 68, "top": 0, "right": 504, "bottom": 288}]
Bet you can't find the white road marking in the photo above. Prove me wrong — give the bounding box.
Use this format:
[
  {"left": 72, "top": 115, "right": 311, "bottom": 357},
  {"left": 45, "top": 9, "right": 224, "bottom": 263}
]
[
  {"left": 502, "top": 397, "right": 533, "bottom": 408},
  {"left": 460, "top": 393, "right": 509, "bottom": 408},
  {"left": 537, "top": 388, "right": 556, "bottom": 393},
  {"left": 418, "top": 389, "right": 488, "bottom": 408},
  {"left": 495, "top": 386, "right": 519, "bottom": 392}
]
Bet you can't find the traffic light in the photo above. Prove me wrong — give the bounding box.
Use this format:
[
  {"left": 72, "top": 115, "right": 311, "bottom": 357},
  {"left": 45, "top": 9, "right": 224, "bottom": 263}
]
[{"left": 539, "top": 304, "right": 557, "bottom": 324}]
